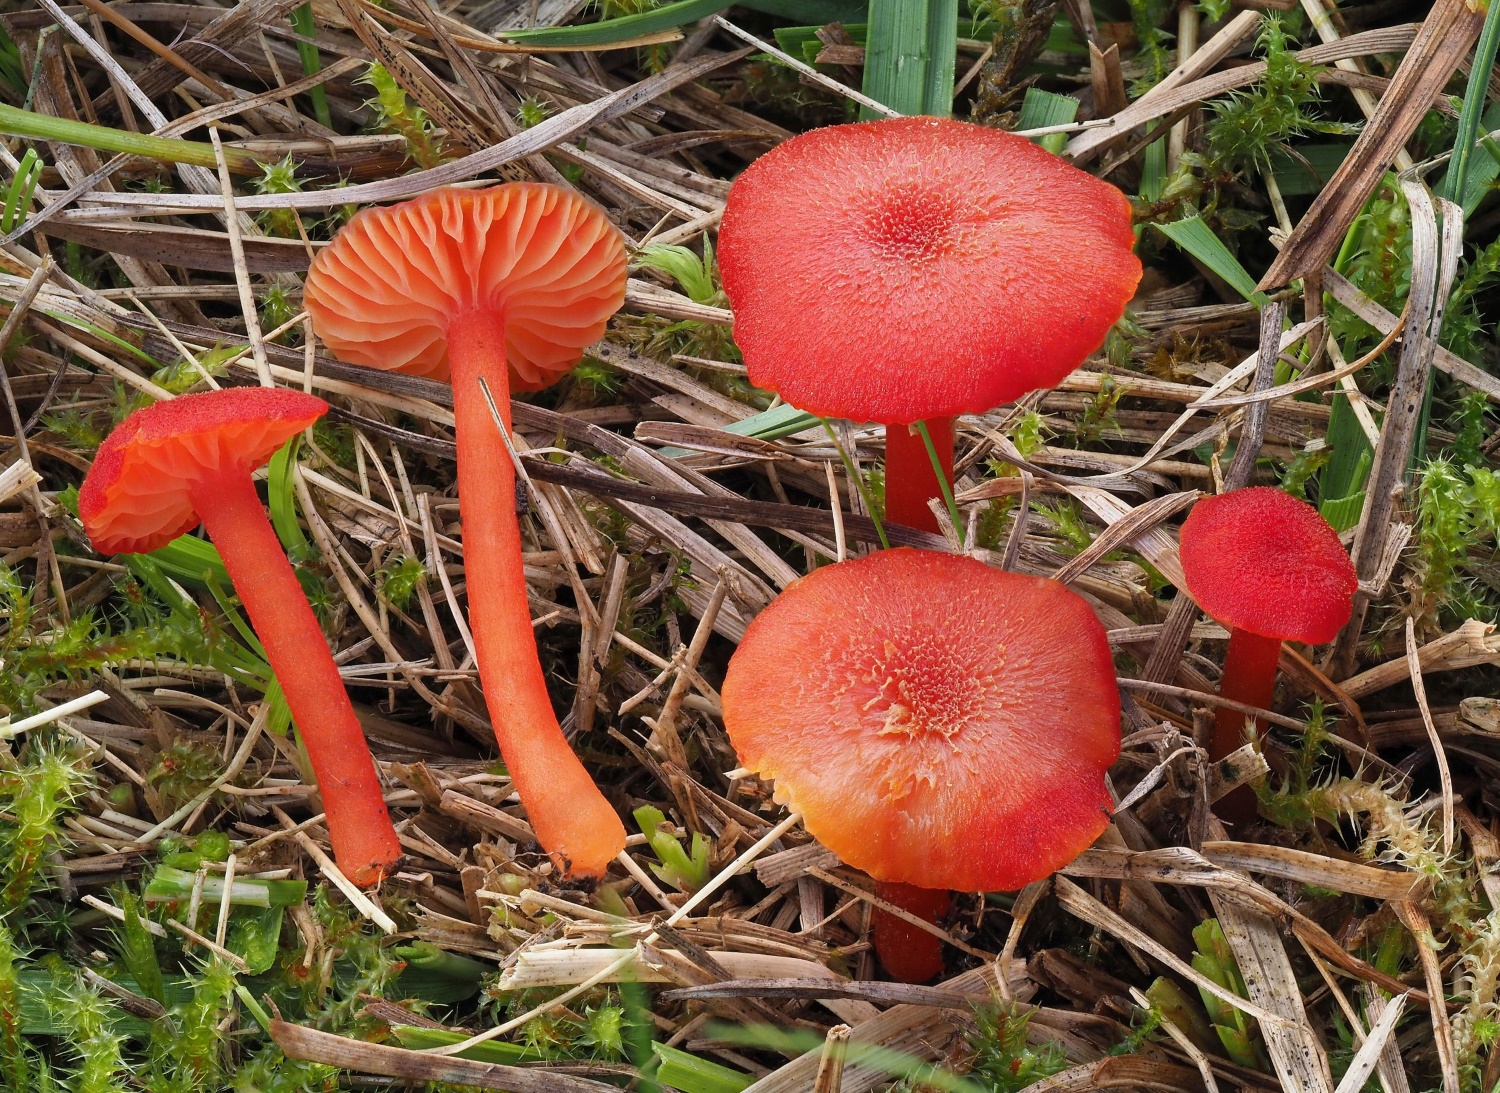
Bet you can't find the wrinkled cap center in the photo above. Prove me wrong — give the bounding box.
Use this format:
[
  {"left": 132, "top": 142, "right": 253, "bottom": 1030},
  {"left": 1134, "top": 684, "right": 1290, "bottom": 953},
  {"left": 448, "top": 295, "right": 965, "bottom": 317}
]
[
  {"left": 861, "top": 184, "right": 959, "bottom": 263},
  {"left": 858, "top": 635, "right": 994, "bottom": 741}
]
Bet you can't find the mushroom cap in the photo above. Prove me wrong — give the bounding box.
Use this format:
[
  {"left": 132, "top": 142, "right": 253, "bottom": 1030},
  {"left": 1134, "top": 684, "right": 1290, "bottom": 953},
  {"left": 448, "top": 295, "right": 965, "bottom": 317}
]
[
  {"left": 1178, "top": 487, "right": 1357, "bottom": 644},
  {"left": 80, "top": 387, "right": 327, "bottom": 555},
  {"left": 303, "top": 184, "right": 627, "bottom": 391},
  {"left": 722, "top": 548, "right": 1119, "bottom": 892},
  {"left": 717, "top": 117, "right": 1142, "bottom": 424}
]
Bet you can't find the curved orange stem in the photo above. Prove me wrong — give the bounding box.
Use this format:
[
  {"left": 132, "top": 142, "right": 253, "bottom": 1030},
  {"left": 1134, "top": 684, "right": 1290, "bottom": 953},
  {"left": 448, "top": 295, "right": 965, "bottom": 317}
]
[
  {"left": 193, "top": 471, "right": 400, "bottom": 887},
  {"left": 447, "top": 310, "right": 626, "bottom": 877},
  {"left": 884, "top": 419, "right": 953, "bottom": 535},
  {"left": 873, "top": 881, "right": 950, "bottom": 982}
]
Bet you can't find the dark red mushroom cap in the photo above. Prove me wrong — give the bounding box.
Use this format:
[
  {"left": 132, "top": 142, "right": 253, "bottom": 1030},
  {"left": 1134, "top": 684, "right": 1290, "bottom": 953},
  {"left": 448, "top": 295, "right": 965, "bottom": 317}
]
[
  {"left": 80, "top": 387, "right": 327, "bottom": 554},
  {"left": 722, "top": 548, "right": 1120, "bottom": 893},
  {"left": 1178, "top": 487, "right": 1358, "bottom": 644},
  {"left": 717, "top": 117, "right": 1142, "bottom": 424},
  {"left": 303, "top": 184, "right": 627, "bottom": 391}
]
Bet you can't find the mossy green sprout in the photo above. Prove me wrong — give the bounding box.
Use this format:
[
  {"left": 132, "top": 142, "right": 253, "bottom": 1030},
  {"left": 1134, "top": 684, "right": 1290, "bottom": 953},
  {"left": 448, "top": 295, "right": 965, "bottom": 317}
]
[
  {"left": 1205, "top": 17, "right": 1351, "bottom": 177},
  {"left": 359, "top": 63, "right": 443, "bottom": 169},
  {"left": 515, "top": 94, "right": 551, "bottom": 129},
  {"left": 249, "top": 155, "right": 303, "bottom": 239},
  {"left": 1191, "top": 919, "right": 1270, "bottom": 1071},
  {"left": 0, "top": 735, "right": 90, "bottom": 915},
  {"left": 43, "top": 966, "right": 130, "bottom": 1093},
  {"left": 377, "top": 553, "right": 426, "bottom": 612},
  {"left": 633, "top": 805, "right": 711, "bottom": 893},
  {"left": 633, "top": 239, "right": 723, "bottom": 306}
]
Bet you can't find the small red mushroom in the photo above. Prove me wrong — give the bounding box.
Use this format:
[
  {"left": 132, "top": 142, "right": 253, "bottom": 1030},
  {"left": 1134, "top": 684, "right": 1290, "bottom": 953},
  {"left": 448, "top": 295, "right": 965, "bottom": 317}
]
[
  {"left": 718, "top": 116, "right": 1141, "bottom": 535},
  {"left": 303, "top": 184, "right": 628, "bottom": 878},
  {"left": 721, "top": 548, "right": 1120, "bottom": 980},
  {"left": 1178, "top": 487, "right": 1357, "bottom": 821},
  {"left": 79, "top": 387, "right": 401, "bottom": 886}
]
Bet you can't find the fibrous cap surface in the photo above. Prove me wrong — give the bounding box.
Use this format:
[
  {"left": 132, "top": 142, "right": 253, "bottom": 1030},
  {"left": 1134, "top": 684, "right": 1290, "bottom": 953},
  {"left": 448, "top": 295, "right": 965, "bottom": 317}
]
[
  {"left": 1179, "top": 486, "right": 1358, "bottom": 643},
  {"left": 722, "top": 548, "right": 1120, "bottom": 892},
  {"left": 718, "top": 117, "right": 1142, "bottom": 423}
]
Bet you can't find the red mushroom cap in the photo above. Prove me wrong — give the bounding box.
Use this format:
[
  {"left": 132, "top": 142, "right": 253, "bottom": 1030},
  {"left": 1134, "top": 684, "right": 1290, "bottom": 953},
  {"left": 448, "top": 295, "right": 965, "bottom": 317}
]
[
  {"left": 721, "top": 548, "right": 1120, "bottom": 892},
  {"left": 80, "top": 387, "right": 327, "bottom": 554},
  {"left": 1178, "top": 487, "right": 1358, "bottom": 644},
  {"left": 303, "top": 184, "right": 626, "bottom": 391},
  {"left": 717, "top": 117, "right": 1142, "bottom": 424}
]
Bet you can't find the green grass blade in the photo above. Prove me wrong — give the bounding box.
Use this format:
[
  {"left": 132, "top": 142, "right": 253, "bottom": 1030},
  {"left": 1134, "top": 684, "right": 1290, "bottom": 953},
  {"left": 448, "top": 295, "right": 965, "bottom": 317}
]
[
  {"left": 0, "top": 104, "right": 261, "bottom": 173},
  {"left": 0, "top": 23, "right": 24, "bottom": 101},
  {"left": 499, "top": 0, "right": 730, "bottom": 45},
  {"left": 1, "top": 149, "right": 40, "bottom": 233},
  {"left": 289, "top": 4, "right": 332, "bottom": 130},
  {"left": 144, "top": 865, "right": 307, "bottom": 908},
  {"left": 652, "top": 1043, "right": 753, "bottom": 1093},
  {"left": 388, "top": 1025, "right": 539, "bottom": 1063},
  {"left": 1444, "top": 1, "right": 1500, "bottom": 210},
  {"left": 922, "top": 0, "right": 959, "bottom": 116},
  {"left": 502, "top": 0, "right": 867, "bottom": 45},
  {"left": 862, "top": 0, "right": 958, "bottom": 117},
  {"left": 267, "top": 439, "right": 312, "bottom": 557},
  {"left": 141, "top": 533, "right": 230, "bottom": 588},
  {"left": 1153, "top": 217, "right": 1269, "bottom": 305},
  {"left": 1016, "top": 87, "right": 1078, "bottom": 153}
]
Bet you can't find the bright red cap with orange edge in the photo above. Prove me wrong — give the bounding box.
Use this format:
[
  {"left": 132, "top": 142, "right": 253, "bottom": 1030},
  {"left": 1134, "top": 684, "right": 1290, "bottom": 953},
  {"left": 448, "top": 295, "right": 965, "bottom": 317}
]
[
  {"left": 80, "top": 387, "right": 327, "bottom": 555},
  {"left": 722, "top": 548, "right": 1119, "bottom": 892},
  {"left": 303, "top": 184, "right": 626, "bottom": 391},
  {"left": 1179, "top": 487, "right": 1357, "bottom": 644},
  {"left": 718, "top": 117, "right": 1142, "bottom": 424}
]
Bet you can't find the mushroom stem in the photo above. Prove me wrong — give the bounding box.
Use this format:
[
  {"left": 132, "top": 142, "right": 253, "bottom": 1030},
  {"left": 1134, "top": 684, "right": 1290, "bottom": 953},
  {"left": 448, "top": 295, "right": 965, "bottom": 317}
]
[
  {"left": 446, "top": 310, "right": 626, "bottom": 877},
  {"left": 873, "top": 881, "right": 950, "bottom": 983},
  {"left": 192, "top": 470, "right": 400, "bottom": 887},
  {"left": 884, "top": 418, "right": 953, "bottom": 535},
  {"left": 1213, "top": 627, "right": 1280, "bottom": 823}
]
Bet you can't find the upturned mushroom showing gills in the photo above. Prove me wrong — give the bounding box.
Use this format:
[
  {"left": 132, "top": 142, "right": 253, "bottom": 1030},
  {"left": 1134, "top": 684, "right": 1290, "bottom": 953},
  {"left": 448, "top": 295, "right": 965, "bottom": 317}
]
[
  {"left": 1178, "top": 487, "right": 1357, "bottom": 821},
  {"left": 722, "top": 548, "right": 1120, "bottom": 980},
  {"left": 79, "top": 388, "right": 401, "bottom": 887},
  {"left": 718, "top": 116, "right": 1141, "bottom": 536},
  {"left": 303, "top": 184, "right": 628, "bottom": 878}
]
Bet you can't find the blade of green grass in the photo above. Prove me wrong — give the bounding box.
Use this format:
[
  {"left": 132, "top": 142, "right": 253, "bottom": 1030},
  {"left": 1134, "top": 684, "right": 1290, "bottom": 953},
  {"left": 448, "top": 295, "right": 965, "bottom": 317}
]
[
  {"left": 1409, "top": 0, "right": 1500, "bottom": 465},
  {"left": 652, "top": 1043, "right": 753, "bottom": 1093},
  {"left": 1153, "top": 217, "right": 1269, "bottom": 306},
  {"left": 388, "top": 1025, "right": 540, "bottom": 1063},
  {"left": 862, "top": 0, "right": 958, "bottom": 117},
  {"left": 289, "top": 5, "right": 332, "bottom": 131},
  {"left": 0, "top": 23, "right": 24, "bottom": 101},
  {"left": 0, "top": 103, "right": 263, "bottom": 173},
  {"left": 144, "top": 865, "right": 307, "bottom": 908},
  {"left": 498, "top": 0, "right": 865, "bottom": 46},
  {"left": 1016, "top": 87, "right": 1078, "bottom": 153},
  {"left": 268, "top": 439, "right": 312, "bottom": 558},
  {"left": 1314, "top": 188, "right": 1386, "bottom": 517},
  {"left": 1, "top": 149, "right": 40, "bottom": 233}
]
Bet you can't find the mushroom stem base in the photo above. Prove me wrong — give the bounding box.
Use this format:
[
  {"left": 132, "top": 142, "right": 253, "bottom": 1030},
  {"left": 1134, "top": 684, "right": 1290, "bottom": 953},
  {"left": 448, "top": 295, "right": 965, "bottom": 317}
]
[
  {"left": 446, "top": 309, "right": 625, "bottom": 878},
  {"left": 884, "top": 418, "right": 953, "bottom": 536},
  {"left": 192, "top": 470, "right": 400, "bottom": 887},
  {"left": 872, "top": 881, "right": 949, "bottom": 983},
  {"left": 1213, "top": 627, "right": 1279, "bottom": 824}
]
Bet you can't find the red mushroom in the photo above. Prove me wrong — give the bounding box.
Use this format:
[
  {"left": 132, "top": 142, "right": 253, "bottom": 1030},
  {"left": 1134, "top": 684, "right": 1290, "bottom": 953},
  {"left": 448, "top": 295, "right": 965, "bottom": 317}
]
[
  {"left": 718, "top": 116, "right": 1141, "bottom": 535},
  {"left": 79, "top": 388, "right": 401, "bottom": 886},
  {"left": 303, "top": 184, "right": 627, "bottom": 878},
  {"left": 1178, "top": 487, "right": 1357, "bottom": 820},
  {"left": 721, "top": 548, "right": 1120, "bottom": 980}
]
